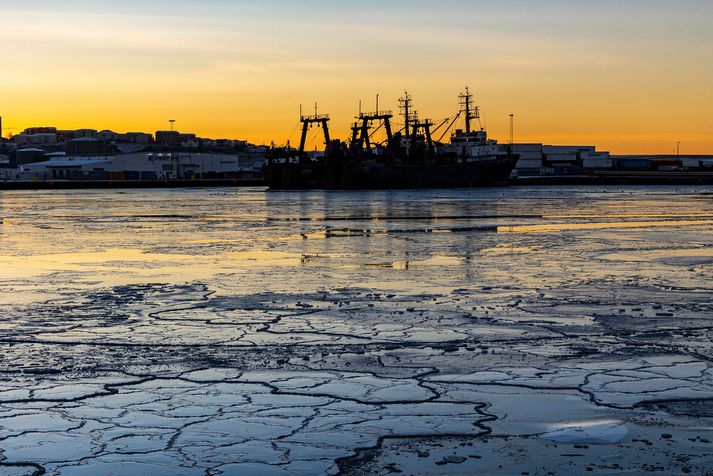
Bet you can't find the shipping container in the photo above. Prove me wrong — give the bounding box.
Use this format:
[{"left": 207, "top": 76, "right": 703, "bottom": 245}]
[
  {"left": 617, "top": 159, "right": 652, "bottom": 170},
  {"left": 580, "top": 151, "right": 610, "bottom": 159},
  {"left": 582, "top": 158, "right": 613, "bottom": 169},
  {"left": 553, "top": 166, "right": 573, "bottom": 175},
  {"left": 516, "top": 159, "right": 543, "bottom": 168},
  {"left": 545, "top": 153, "right": 577, "bottom": 162},
  {"left": 513, "top": 143, "right": 543, "bottom": 153},
  {"left": 651, "top": 159, "right": 682, "bottom": 168},
  {"left": 681, "top": 158, "right": 702, "bottom": 168},
  {"left": 543, "top": 145, "right": 594, "bottom": 154},
  {"left": 543, "top": 145, "right": 574, "bottom": 154},
  {"left": 516, "top": 168, "right": 541, "bottom": 176},
  {"left": 517, "top": 151, "right": 543, "bottom": 160}
]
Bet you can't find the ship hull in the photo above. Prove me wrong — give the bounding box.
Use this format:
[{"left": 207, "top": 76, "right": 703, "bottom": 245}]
[{"left": 266, "top": 155, "right": 518, "bottom": 190}]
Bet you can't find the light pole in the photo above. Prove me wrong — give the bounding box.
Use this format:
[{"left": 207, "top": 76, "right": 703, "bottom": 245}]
[
  {"left": 509, "top": 114, "right": 515, "bottom": 145},
  {"left": 168, "top": 120, "right": 177, "bottom": 180},
  {"left": 676, "top": 141, "right": 680, "bottom": 157}
]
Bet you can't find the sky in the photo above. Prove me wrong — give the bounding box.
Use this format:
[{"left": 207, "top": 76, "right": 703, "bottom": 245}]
[{"left": 1, "top": 0, "right": 712, "bottom": 153}]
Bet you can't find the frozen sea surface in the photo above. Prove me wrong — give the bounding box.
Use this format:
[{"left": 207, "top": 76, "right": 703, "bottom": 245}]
[{"left": 1, "top": 186, "right": 713, "bottom": 475}]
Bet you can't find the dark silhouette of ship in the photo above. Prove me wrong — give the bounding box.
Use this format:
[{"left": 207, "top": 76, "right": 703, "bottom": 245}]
[{"left": 265, "top": 89, "right": 519, "bottom": 189}]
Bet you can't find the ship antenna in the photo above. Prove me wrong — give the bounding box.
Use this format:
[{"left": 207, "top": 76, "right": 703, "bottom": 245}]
[
  {"left": 465, "top": 87, "right": 471, "bottom": 134},
  {"left": 398, "top": 91, "right": 412, "bottom": 137},
  {"left": 459, "top": 87, "right": 476, "bottom": 134},
  {"left": 509, "top": 114, "right": 514, "bottom": 145}
]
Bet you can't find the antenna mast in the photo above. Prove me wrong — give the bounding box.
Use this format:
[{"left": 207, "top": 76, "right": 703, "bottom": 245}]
[
  {"left": 398, "top": 91, "right": 412, "bottom": 137},
  {"left": 459, "top": 87, "right": 479, "bottom": 134}
]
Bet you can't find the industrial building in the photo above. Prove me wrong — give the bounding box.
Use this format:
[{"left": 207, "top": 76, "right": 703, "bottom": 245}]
[
  {"left": 17, "top": 151, "right": 245, "bottom": 182},
  {"left": 13, "top": 132, "right": 59, "bottom": 146},
  {"left": 118, "top": 132, "right": 152, "bottom": 144},
  {"left": 0, "top": 118, "right": 270, "bottom": 186},
  {"left": 155, "top": 130, "right": 180, "bottom": 146},
  {"left": 510, "top": 143, "right": 713, "bottom": 183},
  {"left": 512, "top": 143, "right": 613, "bottom": 176},
  {"left": 65, "top": 138, "right": 111, "bottom": 156}
]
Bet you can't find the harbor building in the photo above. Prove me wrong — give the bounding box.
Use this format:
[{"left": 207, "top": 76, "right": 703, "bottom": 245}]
[
  {"left": 74, "top": 129, "right": 98, "bottom": 139},
  {"left": 17, "top": 151, "right": 244, "bottom": 182},
  {"left": 155, "top": 130, "right": 180, "bottom": 146},
  {"left": 65, "top": 138, "right": 111, "bottom": 156},
  {"left": 118, "top": 132, "right": 153, "bottom": 145},
  {"left": 0, "top": 120, "right": 265, "bottom": 185},
  {"left": 15, "top": 148, "right": 48, "bottom": 165},
  {"left": 97, "top": 130, "right": 118, "bottom": 142},
  {"left": 22, "top": 127, "right": 57, "bottom": 135},
  {"left": 13, "top": 132, "right": 59, "bottom": 146}
]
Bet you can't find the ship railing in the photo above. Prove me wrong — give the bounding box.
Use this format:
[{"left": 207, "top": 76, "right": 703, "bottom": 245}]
[
  {"left": 301, "top": 114, "right": 330, "bottom": 121},
  {"left": 359, "top": 111, "right": 393, "bottom": 118}
]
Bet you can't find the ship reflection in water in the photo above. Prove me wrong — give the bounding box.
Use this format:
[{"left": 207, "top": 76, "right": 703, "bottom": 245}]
[{"left": 1, "top": 186, "right": 713, "bottom": 474}]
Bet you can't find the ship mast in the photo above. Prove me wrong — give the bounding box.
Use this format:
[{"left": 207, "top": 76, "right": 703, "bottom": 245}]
[
  {"left": 398, "top": 91, "right": 412, "bottom": 137},
  {"left": 459, "top": 87, "right": 480, "bottom": 133}
]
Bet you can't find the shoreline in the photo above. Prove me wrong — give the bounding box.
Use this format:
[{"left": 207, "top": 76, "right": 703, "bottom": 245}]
[
  {"left": 2, "top": 171, "right": 713, "bottom": 191},
  {"left": 0, "top": 178, "right": 264, "bottom": 190}
]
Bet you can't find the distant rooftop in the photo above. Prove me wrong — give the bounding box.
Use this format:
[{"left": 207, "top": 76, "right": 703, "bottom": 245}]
[{"left": 23, "top": 159, "right": 110, "bottom": 168}]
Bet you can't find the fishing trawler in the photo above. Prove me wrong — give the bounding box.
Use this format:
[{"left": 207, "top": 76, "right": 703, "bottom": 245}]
[{"left": 265, "top": 89, "right": 519, "bottom": 189}]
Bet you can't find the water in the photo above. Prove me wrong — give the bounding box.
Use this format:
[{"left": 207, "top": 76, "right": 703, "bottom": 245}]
[{"left": 1, "top": 186, "right": 712, "bottom": 475}]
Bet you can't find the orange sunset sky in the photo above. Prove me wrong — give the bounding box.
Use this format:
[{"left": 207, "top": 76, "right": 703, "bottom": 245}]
[{"left": 1, "top": 0, "right": 711, "bottom": 154}]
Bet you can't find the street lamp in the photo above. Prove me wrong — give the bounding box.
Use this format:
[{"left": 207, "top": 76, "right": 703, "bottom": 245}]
[{"left": 509, "top": 114, "right": 515, "bottom": 145}]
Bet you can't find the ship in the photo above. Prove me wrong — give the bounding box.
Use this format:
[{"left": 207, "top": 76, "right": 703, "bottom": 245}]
[{"left": 265, "top": 89, "right": 519, "bottom": 190}]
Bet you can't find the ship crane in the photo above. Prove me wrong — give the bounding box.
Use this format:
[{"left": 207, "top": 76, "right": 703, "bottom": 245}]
[
  {"left": 433, "top": 113, "right": 462, "bottom": 143},
  {"left": 351, "top": 95, "right": 393, "bottom": 155},
  {"left": 298, "top": 103, "right": 331, "bottom": 158},
  {"left": 368, "top": 121, "right": 385, "bottom": 140},
  {"left": 410, "top": 117, "right": 435, "bottom": 153}
]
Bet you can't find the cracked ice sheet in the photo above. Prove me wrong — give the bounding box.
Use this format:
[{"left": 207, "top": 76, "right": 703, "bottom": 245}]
[
  {"left": 0, "top": 377, "right": 489, "bottom": 475},
  {"left": 1, "top": 187, "right": 713, "bottom": 474}
]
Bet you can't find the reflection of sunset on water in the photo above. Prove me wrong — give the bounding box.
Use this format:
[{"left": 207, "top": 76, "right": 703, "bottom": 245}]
[{"left": 2, "top": 186, "right": 713, "bottom": 473}]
